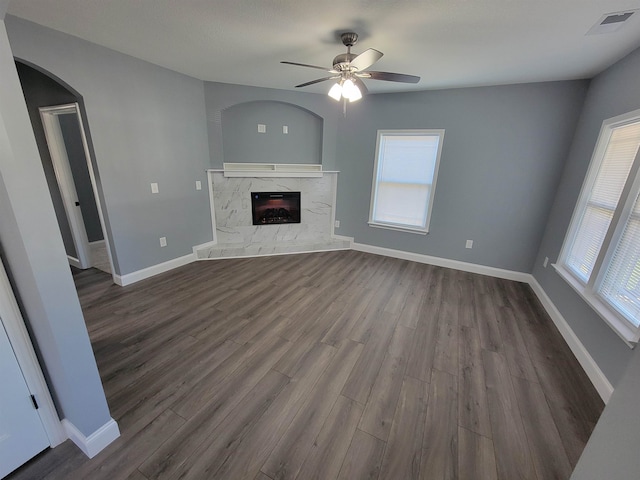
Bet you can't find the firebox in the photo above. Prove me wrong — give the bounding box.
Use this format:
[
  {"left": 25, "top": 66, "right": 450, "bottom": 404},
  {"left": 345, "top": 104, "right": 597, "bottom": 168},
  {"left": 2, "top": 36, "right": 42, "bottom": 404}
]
[{"left": 251, "top": 192, "right": 301, "bottom": 225}]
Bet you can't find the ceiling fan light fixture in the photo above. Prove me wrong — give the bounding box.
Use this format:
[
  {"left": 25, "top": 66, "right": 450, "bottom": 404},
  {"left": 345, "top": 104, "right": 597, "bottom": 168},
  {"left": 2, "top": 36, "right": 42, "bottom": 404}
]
[
  {"left": 328, "top": 82, "right": 343, "bottom": 101},
  {"left": 283, "top": 31, "right": 420, "bottom": 105},
  {"left": 342, "top": 78, "right": 356, "bottom": 98},
  {"left": 340, "top": 78, "right": 362, "bottom": 102},
  {"left": 348, "top": 84, "right": 362, "bottom": 102}
]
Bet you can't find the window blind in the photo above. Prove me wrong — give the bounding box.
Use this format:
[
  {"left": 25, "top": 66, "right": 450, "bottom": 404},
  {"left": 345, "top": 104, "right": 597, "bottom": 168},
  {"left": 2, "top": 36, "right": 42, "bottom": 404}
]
[
  {"left": 600, "top": 190, "right": 640, "bottom": 326},
  {"left": 565, "top": 123, "right": 640, "bottom": 282},
  {"left": 371, "top": 134, "right": 441, "bottom": 230}
]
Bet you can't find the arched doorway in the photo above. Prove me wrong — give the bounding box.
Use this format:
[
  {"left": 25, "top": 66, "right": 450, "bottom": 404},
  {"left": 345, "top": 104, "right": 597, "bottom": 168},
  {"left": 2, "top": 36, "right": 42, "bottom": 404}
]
[{"left": 14, "top": 60, "right": 116, "bottom": 279}]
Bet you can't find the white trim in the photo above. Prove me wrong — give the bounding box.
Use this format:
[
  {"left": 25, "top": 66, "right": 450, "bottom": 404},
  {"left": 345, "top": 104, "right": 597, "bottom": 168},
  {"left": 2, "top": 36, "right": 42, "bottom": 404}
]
[
  {"left": 528, "top": 276, "right": 614, "bottom": 403},
  {"left": 113, "top": 253, "right": 195, "bottom": 286},
  {"left": 0, "top": 258, "right": 66, "bottom": 447},
  {"left": 197, "top": 246, "right": 352, "bottom": 262},
  {"left": 557, "top": 111, "right": 640, "bottom": 341},
  {"left": 331, "top": 234, "right": 354, "bottom": 246},
  {"left": 62, "top": 418, "right": 119, "bottom": 458},
  {"left": 88, "top": 240, "right": 106, "bottom": 246},
  {"left": 368, "top": 222, "right": 428, "bottom": 235},
  {"left": 222, "top": 163, "right": 324, "bottom": 177},
  {"left": 368, "top": 129, "right": 444, "bottom": 234},
  {"left": 40, "top": 107, "right": 92, "bottom": 269},
  {"left": 39, "top": 103, "right": 117, "bottom": 281},
  {"left": 207, "top": 170, "right": 218, "bottom": 245},
  {"left": 553, "top": 264, "right": 637, "bottom": 346},
  {"left": 192, "top": 240, "right": 218, "bottom": 256},
  {"left": 67, "top": 255, "right": 82, "bottom": 269},
  {"left": 330, "top": 173, "right": 338, "bottom": 237},
  {"left": 352, "top": 242, "right": 530, "bottom": 282}
]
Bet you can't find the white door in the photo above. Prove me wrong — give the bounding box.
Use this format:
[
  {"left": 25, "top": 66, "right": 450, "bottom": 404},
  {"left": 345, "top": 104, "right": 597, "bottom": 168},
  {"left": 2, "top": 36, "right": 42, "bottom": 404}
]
[
  {"left": 40, "top": 104, "right": 92, "bottom": 269},
  {"left": 0, "top": 319, "right": 50, "bottom": 478}
]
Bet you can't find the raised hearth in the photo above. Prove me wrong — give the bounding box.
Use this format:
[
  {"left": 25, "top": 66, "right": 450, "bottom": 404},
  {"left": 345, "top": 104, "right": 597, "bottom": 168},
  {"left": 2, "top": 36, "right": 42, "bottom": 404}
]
[{"left": 196, "top": 169, "right": 349, "bottom": 260}]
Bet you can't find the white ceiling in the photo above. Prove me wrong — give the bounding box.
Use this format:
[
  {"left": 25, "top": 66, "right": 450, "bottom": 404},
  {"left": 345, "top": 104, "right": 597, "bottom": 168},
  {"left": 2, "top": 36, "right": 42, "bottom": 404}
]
[{"left": 7, "top": 0, "right": 640, "bottom": 95}]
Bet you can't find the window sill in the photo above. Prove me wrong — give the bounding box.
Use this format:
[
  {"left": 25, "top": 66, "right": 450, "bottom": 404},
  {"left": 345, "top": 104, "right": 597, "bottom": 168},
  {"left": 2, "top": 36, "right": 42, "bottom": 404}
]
[
  {"left": 368, "top": 222, "right": 428, "bottom": 235},
  {"left": 553, "top": 263, "right": 637, "bottom": 348}
]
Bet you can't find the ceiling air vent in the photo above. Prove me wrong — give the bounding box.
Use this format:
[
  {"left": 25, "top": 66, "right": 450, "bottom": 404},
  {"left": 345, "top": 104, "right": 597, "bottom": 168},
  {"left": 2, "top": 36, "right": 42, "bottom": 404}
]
[{"left": 587, "top": 10, "right": 637, "bottom": 35}]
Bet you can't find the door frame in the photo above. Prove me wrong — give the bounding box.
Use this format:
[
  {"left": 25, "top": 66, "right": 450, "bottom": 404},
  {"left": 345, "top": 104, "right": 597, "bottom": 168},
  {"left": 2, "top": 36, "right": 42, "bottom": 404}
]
[
  {"left": 0, "top": 257, "right": 66, "bottom": 447},
  {"left": 39, "top": 103, "right": 115, "bottom": 276}
]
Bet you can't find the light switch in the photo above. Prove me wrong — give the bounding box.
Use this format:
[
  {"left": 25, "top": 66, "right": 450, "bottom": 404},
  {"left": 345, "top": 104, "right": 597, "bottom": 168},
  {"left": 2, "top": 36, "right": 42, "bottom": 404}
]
[
  {"left": 196, "top": 181, "right": 202, "bottom": 190},
  {"left": 159, "top": 237, "right": 167, "bottom": 247},
  {"left": 151, "top": 182, "right": 159, "bottom": 194},
  {"left": 258, "top": 124, "right": 266, "bottom": 133},
  {"left": 283, "top": 125, "right": 289, "bottom": 134},
  {"left": 465, "top": 240, "right": 473, "bottom": 249}
]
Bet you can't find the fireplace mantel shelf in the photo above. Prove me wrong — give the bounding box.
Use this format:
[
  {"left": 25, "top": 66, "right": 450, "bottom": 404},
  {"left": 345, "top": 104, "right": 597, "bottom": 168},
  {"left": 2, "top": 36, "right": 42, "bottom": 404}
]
[{"left": 207, "top": 164, "right": 339, "bottom": 178}]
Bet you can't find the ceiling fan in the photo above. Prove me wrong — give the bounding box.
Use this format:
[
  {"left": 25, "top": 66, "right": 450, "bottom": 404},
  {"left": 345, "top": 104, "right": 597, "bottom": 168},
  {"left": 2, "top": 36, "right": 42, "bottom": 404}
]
[{"left": 281, "top": 32, "right": 420, "bottom": 103}]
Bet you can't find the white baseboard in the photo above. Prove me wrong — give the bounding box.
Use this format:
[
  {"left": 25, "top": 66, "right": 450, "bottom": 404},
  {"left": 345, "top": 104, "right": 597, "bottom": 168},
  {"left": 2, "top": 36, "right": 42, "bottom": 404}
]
[
  {"left": 527, "top": 276, "right": 613, "bottom": 403},
  {"left": 331, "top": 234, "right": 354, "bottom": 246},
  {"left": 352, "top": 242, "right": 530, "bottom": 283},
  {"left": 192, "top": 240, "right": 218, "bottom": 255},
  {"left": 67, "top": 255, "right": 82, "bottom": 269},
  {"left": 62, "top": 417, "right": 120, "bottom": 458},
  {"left": 197, "top": 246, "right": 352, "bottom": 261},
  {"left": 114, "top": 253, "right": 195, "bottom": 286}
]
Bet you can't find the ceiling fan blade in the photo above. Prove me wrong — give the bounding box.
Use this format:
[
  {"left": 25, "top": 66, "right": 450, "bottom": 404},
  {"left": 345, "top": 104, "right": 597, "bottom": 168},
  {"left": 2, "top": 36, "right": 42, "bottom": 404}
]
[
  {"left": 295, "top": 77, "right": 337, "bottom": 88},
  {"left": 281, "top": 61, "right": 335, "bottom": 73},
  {"left": 353, "top": 77, "right": 369, "bottom": 96},
  {"left": 365, "top": 71, "right": 420, "bottom": 83},
  {"left": 349, "top": 48, "right": 383, "bottom": 71}
]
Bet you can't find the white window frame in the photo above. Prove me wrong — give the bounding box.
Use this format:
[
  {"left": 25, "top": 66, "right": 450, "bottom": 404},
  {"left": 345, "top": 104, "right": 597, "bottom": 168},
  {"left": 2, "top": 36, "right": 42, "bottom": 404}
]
[
  {"left": 555, "top": 109, "right": 640, "bottom": 346},
  {"left": 368, "top": 129, "right": 444, "bottom": 234}
]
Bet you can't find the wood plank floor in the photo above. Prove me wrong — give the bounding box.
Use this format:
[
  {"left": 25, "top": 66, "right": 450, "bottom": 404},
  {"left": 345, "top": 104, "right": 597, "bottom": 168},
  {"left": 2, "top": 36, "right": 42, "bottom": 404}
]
[{"left": 8, "top": 250, "right": 604, "bottom": 480}]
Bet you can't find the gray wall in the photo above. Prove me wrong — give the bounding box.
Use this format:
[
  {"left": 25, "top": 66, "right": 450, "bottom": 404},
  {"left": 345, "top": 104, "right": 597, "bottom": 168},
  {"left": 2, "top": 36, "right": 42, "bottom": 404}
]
[
  {"left": 532, "top": 47, "right": 640, "bottom": 387},
  {"left": 222, "top": 101, "right": 323, "bottom": 165},
  {"left": 15, "top": 60, "right": 79, "bottom": 257},
  {"left": 0, "top": 16, "right": 111, "bottom": 436},
  {"left": 333, "top": 81, "right": 589, "bottom": 273},
  {"left": 7, "top": 16, "right": 212, "bottom": 276},
  {"left": 58, "top": 113, "right": 103, "bottom": 242},
  {"left": 205, "top": 81, "right": 341, "bottom": 170},
  {"left": 528, "top": 46, "right": 640, "bottom": 480}
]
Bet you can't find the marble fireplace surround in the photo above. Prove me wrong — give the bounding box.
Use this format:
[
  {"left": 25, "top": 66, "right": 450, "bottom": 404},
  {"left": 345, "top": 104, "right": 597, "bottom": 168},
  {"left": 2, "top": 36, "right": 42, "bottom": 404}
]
[{"left": 195, "top": 169, "right": 351, "bottom": 259}]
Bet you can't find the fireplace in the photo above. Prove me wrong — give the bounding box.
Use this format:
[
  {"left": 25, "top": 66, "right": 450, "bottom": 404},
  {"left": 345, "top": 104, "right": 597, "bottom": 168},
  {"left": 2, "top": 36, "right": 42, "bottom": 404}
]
[{"left": 251, "top": 192, "right": 301, "bottom": 225}]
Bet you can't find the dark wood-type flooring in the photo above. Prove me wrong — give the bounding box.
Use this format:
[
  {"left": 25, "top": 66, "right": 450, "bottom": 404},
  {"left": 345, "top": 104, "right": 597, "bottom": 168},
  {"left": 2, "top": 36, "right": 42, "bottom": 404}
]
[{"left": 9, "top": 250, "right": 604, "bottom": 480}]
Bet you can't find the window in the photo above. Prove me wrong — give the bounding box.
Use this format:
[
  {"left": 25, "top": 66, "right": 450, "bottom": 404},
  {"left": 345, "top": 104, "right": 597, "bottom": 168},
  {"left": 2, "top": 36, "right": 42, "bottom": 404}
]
[
  {"left": 557, "top": 110, "right": 640, "bottom": 344},
  {"left": 368, "top": 130, "right": 444, "bottom": 234}
]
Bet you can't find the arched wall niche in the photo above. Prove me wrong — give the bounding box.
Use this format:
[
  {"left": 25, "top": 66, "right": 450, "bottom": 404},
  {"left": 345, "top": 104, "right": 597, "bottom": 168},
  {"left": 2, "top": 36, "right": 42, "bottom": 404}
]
[{"left": 221, "top": 100, "right": 323, "bottom": 165}]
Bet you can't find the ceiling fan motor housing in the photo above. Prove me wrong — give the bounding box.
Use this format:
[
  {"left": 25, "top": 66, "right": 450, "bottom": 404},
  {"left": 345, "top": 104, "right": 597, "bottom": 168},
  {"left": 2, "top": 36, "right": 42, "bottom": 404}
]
[
  {"left": 283, "top": 30, "right": 420, "bottom": 89},
  {"left": 333, "top": 53, "right": 357, "bottom": 70},
  {"left": 334, "top": 32, "right": 360, "bottom": 71}
]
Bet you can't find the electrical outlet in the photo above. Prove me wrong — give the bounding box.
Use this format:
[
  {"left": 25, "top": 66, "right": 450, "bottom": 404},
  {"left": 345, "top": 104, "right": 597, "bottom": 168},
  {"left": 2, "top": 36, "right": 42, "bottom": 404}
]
[
  {"left": 334, "top": 220, "right": 340, "bottom": 228},
  {"left": 543, "top": 256, "right": 549, "bottom": 268},
  {"left": 465, "top": 239, "right": 473, "bottom": 249},
  {"left": 151, "top": 182, "right": 159, "bottom": 194},
  {"left": 159, "top": 237, "right": 167, "bottom": 247},
  {"left": 283, "top": 125, "right": 288, "bottom": 134},
  {"left": 195, "top": 180, "right": 202, "bottom": 190},
  {"left": 258, "top": 124, "right": 266, "bottom": 133}
]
